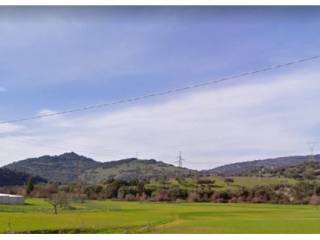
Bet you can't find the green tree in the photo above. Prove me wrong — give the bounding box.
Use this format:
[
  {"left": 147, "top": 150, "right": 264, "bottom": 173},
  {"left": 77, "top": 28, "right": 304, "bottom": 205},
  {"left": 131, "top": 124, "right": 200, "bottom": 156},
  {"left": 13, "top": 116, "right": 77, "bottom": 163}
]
[{"left": 26, "top": 177, "right": 34, "bottom": 195}]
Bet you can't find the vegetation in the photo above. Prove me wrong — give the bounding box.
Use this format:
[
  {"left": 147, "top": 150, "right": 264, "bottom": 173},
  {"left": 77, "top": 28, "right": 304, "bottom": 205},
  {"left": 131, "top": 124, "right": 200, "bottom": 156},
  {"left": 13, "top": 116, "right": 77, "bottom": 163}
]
[
  {"left": 3, "top": 152, "right": 196, "bottom": 184},
  {"left": 26, "top": 177, "right": 34, "bottom": 195},
  {"left": 2, "top": 153, "right": 320, "bottom": 206},
  {"left": 251, "top": 161, "right": 320, "bottom": 180},
  {"left": 4, "top": 152, "right": 100, "bottom": 183},
  {"left": 0, "top": 168, "right": 46, "bottom": 187},
  {"left": 1, "top": 198, "right": 320, "bottom": 233},
  {"left": 2, "top": 153, "right": 320, "bottom": 233},
  {"left": 3, "top": 175, "right": 315, "bottom": 204},
  {"left": 208, "top": 154, "right": 320, "bottom": 176},
  {"left": 46, "top": 192, "right": 72, "bottom": 215},
  {"left": 5, "top": 152, "right": 320, "bottom": 185}
]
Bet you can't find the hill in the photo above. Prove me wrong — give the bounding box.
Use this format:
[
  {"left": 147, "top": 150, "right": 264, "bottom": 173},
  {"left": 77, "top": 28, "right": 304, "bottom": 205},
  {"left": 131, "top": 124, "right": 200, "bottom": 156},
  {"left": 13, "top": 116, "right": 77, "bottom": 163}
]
[
  {"left": 80, "top": 158, "right": 197, "bottom": 183},
  {"left": 207, "top": 154, "right": 320, "bottom": 176},
  {"left": 3, "top": 153, "right": 197, "bottom": 184},
  {"left": 4, "top": 152, "right": 100, "bottom": 183},
  {"left": 249, "top": 160, "right": 320, "bottom": 180},
  {"left": 4, "top": 152, "right": 319, "bottom": 184},
  {"left": 0, "top": 168, "right": 47, "bottom": 186}
]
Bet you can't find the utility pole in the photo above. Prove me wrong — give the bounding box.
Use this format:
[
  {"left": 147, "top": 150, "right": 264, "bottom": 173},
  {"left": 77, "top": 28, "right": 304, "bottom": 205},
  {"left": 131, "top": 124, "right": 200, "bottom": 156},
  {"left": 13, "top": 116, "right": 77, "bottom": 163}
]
[{"left": 306, "top": 142, "right": 318, "bottom": 195}]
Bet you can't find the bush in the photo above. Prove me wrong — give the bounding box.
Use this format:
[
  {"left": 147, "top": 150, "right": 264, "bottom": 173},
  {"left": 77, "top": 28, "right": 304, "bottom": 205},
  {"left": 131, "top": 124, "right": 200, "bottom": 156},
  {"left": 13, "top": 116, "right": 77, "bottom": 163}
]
[
  {"left": 125, "top": 193, "right": 136, "bottom": 201},
  {"left": 224, "top": 178, "right": 234, "bottom": 184},
  {"left": 309, "top": 195, "right": 320, "bottom": 205},
  {"left": 197, "top": 178, "right": 215, "bottom": 185}
]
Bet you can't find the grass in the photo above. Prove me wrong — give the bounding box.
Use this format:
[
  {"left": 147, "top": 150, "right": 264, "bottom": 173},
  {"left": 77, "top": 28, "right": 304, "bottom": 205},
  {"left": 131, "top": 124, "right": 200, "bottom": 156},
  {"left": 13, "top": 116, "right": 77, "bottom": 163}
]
[
  {"left": 230, "top": 176, "right": 297, "bottom": 189},
  {"left": 148, "top": 176, "right": 297, "bottom": 192},
  {"left": 0, "top": 198, "right": 320, "bottom": 233}
]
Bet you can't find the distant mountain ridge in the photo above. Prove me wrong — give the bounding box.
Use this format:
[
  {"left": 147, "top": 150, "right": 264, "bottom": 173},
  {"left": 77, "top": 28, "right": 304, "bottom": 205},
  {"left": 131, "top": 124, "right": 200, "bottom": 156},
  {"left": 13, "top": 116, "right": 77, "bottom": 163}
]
[{"left": 207, "top": 154, "right": 320, "bottom": 176}]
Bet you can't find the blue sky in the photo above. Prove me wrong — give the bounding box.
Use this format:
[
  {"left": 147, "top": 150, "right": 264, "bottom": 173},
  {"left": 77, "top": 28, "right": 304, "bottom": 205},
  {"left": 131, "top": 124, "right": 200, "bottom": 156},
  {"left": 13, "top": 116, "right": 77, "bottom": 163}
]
[{"left": 1, "top": 7, "right": 320, "bottom": 168}]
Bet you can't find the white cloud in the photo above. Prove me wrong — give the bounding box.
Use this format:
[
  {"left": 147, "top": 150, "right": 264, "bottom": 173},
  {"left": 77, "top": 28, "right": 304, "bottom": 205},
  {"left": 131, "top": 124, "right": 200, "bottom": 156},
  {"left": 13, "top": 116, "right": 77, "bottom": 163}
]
[
  {"left": 0, "top": 123, "right": 23, "bottom": 134},
  {"left": 1, "top": 67, "right": 320, "bottom": 169}
]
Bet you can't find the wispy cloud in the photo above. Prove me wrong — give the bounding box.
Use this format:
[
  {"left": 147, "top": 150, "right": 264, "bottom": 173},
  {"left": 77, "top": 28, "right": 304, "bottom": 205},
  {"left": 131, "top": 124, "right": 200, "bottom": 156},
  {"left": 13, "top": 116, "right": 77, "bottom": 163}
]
[{"left": 1, "top": 66, "right": 319, "bottom": 169}]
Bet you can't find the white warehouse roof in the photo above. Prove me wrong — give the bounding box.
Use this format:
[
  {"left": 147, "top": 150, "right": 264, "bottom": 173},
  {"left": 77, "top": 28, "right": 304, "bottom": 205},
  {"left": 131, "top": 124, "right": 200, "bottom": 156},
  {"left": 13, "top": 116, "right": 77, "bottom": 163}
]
[{"left": 0, "top": 193, "right": 24, "bottom": 205}]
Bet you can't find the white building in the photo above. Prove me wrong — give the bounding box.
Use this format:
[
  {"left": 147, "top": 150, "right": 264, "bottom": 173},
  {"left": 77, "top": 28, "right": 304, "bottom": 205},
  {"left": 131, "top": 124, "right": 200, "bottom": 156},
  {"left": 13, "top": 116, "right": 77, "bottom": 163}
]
[{"left": 0, "top": 194, "right": 24, "bottom": 205}]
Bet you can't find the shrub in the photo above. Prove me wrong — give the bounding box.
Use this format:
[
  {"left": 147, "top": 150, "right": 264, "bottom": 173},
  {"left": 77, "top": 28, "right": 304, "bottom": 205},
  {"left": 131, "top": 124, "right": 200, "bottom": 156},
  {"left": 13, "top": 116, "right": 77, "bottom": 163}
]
[
  {"left": 309, "top": 195, "right": 320, "bottom": 205},
  {"left": 125, "top": 193, "right": 136, "bottom": 201},
  {"left": 224, "top": 178, "right": 234, "bottom": 184},
  {"left": 197, "top": 178, "right": 215, "bottom": 185}
]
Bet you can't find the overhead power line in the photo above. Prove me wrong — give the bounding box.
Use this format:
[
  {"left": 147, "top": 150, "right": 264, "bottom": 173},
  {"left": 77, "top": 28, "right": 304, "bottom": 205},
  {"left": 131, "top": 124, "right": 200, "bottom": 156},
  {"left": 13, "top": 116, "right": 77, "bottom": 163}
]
[
  {"left": 1, "top": 55, "right": 319, "bottom": 125},
  {"left": 0, "top": 136, "right": 107, "bottom": 161}
]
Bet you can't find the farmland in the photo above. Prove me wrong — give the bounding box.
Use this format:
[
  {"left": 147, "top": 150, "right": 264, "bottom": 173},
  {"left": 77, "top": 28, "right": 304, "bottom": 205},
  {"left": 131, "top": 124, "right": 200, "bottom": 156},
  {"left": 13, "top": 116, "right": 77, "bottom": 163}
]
[{"left": 1, "top": 198, "right": 320, "bottom": 233}]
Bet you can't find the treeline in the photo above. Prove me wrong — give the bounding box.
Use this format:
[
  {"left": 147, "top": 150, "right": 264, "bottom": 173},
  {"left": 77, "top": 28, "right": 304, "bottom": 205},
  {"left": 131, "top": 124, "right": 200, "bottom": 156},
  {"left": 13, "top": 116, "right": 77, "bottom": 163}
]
[{"left": 2, "top": 177, "right": 320, "bottom": 205}]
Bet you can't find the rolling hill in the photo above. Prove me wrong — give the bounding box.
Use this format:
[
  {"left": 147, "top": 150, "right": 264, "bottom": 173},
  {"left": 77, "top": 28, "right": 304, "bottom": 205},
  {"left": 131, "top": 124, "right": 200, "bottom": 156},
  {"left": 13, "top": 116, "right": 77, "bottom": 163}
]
[
  {"left": 249, "top": 160, "right": 320, "bottom": 180},
  {"left": 80, "top": 158, "right": 197, "bottom": 183},
  {"left": 4, "top": 152, "right": 100, "bottom": 183},
  {"left": 3, "top": 152, "right": 320, "bottom": 185},
  {"left": 207, "top": 154, "right": 320, "bottom": 176},
  {"left": 3, "top": 153, "right": 197, "bottom": 184}
]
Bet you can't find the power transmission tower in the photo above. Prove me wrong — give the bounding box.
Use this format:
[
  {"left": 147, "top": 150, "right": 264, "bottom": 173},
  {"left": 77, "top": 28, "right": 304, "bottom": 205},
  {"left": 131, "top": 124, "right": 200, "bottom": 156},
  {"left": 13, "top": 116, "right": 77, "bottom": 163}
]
[
  {"left": 176, "top": 151, "right": 185, "bottom": 168},
  {"left": 307, "top": 142, "right": 317, "bottom": 162}
]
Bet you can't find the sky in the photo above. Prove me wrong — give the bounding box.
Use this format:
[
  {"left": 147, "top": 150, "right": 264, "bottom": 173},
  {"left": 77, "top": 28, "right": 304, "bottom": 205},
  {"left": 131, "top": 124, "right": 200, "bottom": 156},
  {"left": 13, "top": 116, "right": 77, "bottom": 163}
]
[{"left": 1, "top": 6, "right": 320, "bottom": 169}]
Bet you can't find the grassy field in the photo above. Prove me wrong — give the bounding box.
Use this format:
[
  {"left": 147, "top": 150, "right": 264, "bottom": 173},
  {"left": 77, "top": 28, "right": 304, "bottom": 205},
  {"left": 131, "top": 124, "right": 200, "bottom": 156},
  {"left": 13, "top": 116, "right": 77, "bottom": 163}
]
[
  {"left": 0, "top": 198, "right": 320, "bottom": 233},
  {"left": 148, "top": 176, "right": 297, "bottom": 192}
]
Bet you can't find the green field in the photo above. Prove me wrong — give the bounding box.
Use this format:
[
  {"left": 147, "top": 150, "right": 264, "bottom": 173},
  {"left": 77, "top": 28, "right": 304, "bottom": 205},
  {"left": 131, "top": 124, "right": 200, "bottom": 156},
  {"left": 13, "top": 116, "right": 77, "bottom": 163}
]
[
  {"left": 0, "top": 198, "right": 320, "bottom": 233},
  {"left": 148, "top": 176, "right": 297, "bottom": 192}
]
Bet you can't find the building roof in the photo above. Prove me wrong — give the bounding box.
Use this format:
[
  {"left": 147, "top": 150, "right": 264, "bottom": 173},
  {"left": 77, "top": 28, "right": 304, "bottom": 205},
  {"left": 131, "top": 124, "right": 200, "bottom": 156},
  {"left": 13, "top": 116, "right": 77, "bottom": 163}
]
[{"left": 0, "top": 193, "right": 24, "bottom": 198}]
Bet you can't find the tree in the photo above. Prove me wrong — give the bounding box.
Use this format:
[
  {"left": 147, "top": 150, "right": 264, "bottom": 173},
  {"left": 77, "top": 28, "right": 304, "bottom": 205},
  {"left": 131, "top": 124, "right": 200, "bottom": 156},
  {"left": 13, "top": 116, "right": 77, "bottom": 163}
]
[
  {"left": 26, "top": 177, "right": 34, "bottom": 195},
  {"left": 105, "top": 180, "right": 124, "bottom": 198},
  {"left": 46, "top": 193, "right": 69, "bottom": 215}
]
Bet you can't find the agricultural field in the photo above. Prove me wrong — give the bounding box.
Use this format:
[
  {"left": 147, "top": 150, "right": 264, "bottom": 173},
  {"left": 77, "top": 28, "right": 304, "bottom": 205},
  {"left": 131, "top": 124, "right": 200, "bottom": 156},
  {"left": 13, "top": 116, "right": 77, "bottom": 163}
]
[{"left": 0, "top": 198, "right": 320, "bottom": 233}]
